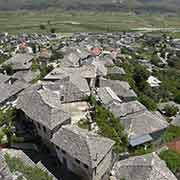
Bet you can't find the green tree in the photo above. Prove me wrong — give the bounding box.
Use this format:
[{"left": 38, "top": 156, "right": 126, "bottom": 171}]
[
  {"left": 151, "top": 54, "right": 161, "bottom": 67},
  {"left": 40, "top": 24, "right": 46, "bottom": 30},
  {"left": 40, "top": 65, "right": 54, "bottom": 79},
  {"left": 96, "top": 106, "right": 128, "bottom": 153},
  {"left": 160, "top": 150, "right": 180, "bottom": 173},
  {"left": 138, "top": 94, "right": 157, "bottom": 111},
  {"left": 133, "top": 65, "right": 150, "bottom": 84},
  {"left": 51, "top": 51, "right": 64, "bottom": 61},
  {"left": 31, "top": 44, "right": 36, "bottom": 54},
  {"left": 162, "top": 125, "right": 180, "bottom": 143},
  {"left": 50, "top": 28, "right": 56, "bottom": 33},
  {"left": 175, "top": 91, "right": 180, "bottom": 104},
  {"left": 164, "top": 105, "right": 179, "bottom": 117},
  {"left": 167, "top": 55, "right": 180, "bottom": 69}
]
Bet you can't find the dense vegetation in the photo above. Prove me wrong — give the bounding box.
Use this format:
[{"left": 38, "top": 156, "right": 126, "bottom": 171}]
[
  {"left": 122, "top": 62, "right": 157, "bottom": 111},
  {"left": 160, "top": 150, "right": 180, "bottom": 175},
  {"left": 0, "top": 108, "right": 17, "bottom": 145},
  {"left": 96, "top": 105, "right": 128, "bottom": 153},
  {"left": 162, "top": 125, "right": 180, "bottom": 143}
]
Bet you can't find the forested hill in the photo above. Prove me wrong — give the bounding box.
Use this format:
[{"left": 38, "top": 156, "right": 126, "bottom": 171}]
[{"left": 0, "top": 0, "right": 180, "bottom": 13}]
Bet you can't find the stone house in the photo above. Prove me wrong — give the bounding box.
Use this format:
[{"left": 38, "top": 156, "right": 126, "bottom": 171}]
[
  {"left": 100, "top": 78, "right": 137, "bottom": 102},
  {"left": 0, "top": 74, "right": 29, "bottom": 106},
  {"left": 16, "top": 83, "right": 71, "bottom": 146},
  {"left": 1, "top": 53, "right": 34, "bottom": 72},
  {"left": 112, "top": 153, "right": 178, "bottom": 180},
  {"left": 97, "top": 87, "right": 122, "bottom": 106},
  {"left": 51, "top": 125, "right": 115, "bottom": 180},
  {"left": 121, "top": 111, "right": 169, "bottom": 147},
  {"left": 107, "top": 66, "right": 126, "bottom": 80}
]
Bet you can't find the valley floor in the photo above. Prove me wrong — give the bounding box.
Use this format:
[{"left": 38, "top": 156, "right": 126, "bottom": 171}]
[{"left": 1, "top": 10, "right": 180, "bottom": 34}]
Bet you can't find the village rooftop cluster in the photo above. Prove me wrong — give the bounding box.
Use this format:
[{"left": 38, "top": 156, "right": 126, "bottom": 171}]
[{"left": 0, "top": 31, "right": 180, "bottom": 180}]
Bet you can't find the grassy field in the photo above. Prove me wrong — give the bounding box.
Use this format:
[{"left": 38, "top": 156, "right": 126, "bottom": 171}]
[{"left": 0, "top": 10, "right": 180, "bottom": 34}]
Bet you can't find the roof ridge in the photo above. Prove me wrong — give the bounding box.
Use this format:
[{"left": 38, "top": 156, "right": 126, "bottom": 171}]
[
  {"left": 152, "top": 165, "right": 175, "bottom": 180},
  {"left": 82, "top": 134, "right": 93, "bottom": 167}
]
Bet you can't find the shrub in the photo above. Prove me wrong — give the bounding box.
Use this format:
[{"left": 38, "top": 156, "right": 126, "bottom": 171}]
[
  {"left": 164, "top": 105, "right": 178, "bottom": 117},
  {"left": 138, "top": 94, "right": 157, "bottom": 111},
  {"left": 175, "top": 92, "right": 180, "bottom": 104},
  {"left": 39, "top": 24, "right": 46, "bottom": 30},
  {"left": 31, "top": 63, "right": 40, "bottom": 72},
  {"left": 160, "top": 150, "right": 180, "bottom": 173},
  {"left": 162, "top": 125, "right": 180, "bottom": 143},
  {"left": 1, "top": 64, "right": 14, "bottom": 75},
  {"left": 78, "top": 119, "right": 89, "bottom": 129},
  {"left": 50, "top": 28, "right": 56, "bottom": 33},
  {"left": 129, "top": 143, "right": 154, "bottom": 156},
  {"left": 133, "top": 64, "right": 150, "bottom": 84},
  {"left": 40, "top": 65, "right": 54, "bottom": 79},
  {"left": 86, "top": 95, "right": 97, "bottom": 106},
  {"left": 96, "top": 105, "right": 128, "bottom": 153},
  {"left": 151, "top": 54, "right": 161, "bottom": 66}
]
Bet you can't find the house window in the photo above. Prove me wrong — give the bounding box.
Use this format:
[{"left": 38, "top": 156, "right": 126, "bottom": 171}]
[
  {"left": 75, "top": 159, "right": 80, "bottom": 164},
  {"left": 60, "top": 96, "right": 64, "bottom": 102},
  {"left": 43, "top": 126, "right": 47, "bottom": 133},
  {"left": 56, "top": 146, "right": 60, "bottom": 150},
  {"left": 84, "top": 164, "right": 88, "bottom": 169},
  {"left": 37, "top": 122, "right": 41, "bottom": 129},
  {"left": 94, "top": 167, "right": 97, "bottom": 175}
]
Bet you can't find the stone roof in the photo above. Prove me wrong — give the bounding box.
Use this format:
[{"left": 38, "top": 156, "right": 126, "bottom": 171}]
[
  {"left": 78, "top": 65, "right": 96, "bottom": 79},
  {"left": 51, "top": 125, "right": 115, "bottom": 168},
  {"left": 91, "top": 60, "right": 107, "bottom": 76},
  {"left": 1, "top": 53, "right": 33, "bottom": 70},
  {"left": 69, "top": 74, "right": 90, "bottom": 95},
  {"left": 0, "top": 80, "right": 29, "bottom": 105},
  {"left": 1, "top": 149, "right": 58, "bottom": 180},
  {"left": 43, "top": 80, "right": 88, "bottom": 103},
  {"left": 39, "top": 48, "right": 52, "bottom": 60},
  {"left": 13, "top": 70, "right": 40, "bottom": 83},
  {"left": 107, "top": 100, "right": 147, "bottom": 118},
  {"left": 107, "top": 66, "right": 126, "bottom": 76},
  {"left": 0, "top": 152, "right": 12, "bottom": 180},
  {"left": 76, "top": 48, "right": 91, "bottom": 59},
  {"left": 61, "top": 52, "right": 80, "bottom": 67},
  {"left": 44, "top": 65, "right": 96, "bottom": 80},
  {"left": 121, "top": 111, "right": 169, "bottom": 139},
  {"left": 112, "top": 153, "right": 178, "bottom": 180},
  {"left": 0, "top": 73, "right": 11, "bottom": 83},
  {"left": 100, "top": 78, "right": 137, "bottom": 98},
  {"left": 97, "top": 87, "right": 122, "bottom": 106},
  {"left": 98, "top": 55, "right": 114, "bottom": 67},
  {"left": 16, "top": 83, "right": 71, "bottom": 130},
  {"left": 44, "top": 66, "right": 93, "bottom": 94},
  {"left": 100, "top": 79, "right": 137, "bottom": 99}
]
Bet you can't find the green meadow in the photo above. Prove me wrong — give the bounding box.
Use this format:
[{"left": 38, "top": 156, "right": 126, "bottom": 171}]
[{"left": 0, "top": 10, "right": 180, "bottom": 34}]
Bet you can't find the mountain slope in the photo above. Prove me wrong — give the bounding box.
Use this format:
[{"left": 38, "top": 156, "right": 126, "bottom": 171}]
[{"left": 0, "top": 0, "right": 180, "bottom": 13}]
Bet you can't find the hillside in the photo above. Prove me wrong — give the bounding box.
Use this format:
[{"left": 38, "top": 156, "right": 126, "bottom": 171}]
[{"left": 0, "top": 0, "right": 180, "bottom": 13}]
